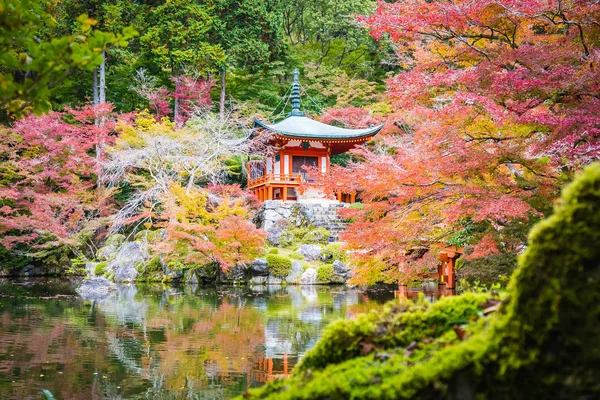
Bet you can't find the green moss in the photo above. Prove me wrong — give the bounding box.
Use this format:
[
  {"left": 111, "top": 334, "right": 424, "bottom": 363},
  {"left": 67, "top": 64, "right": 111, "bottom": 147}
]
[
  {"left": 316, "top": 263, "right": 334, "bottom": 283},
  {"left": 104, "top": 233, "right": 125, "bottom": 247},
  {"left": 240, "top": 163, "right": 600, "bottom": 399},
  {"left": 94, "top": 262, "right": 107, "bottom": 276},
  {"left": 278, "top": 230, "right": 296, "bottom": 247},
  {"left": 146, "top": 256, "right": 163, "bottom": 273},
  {"left": 268, "top": 248, "right": 279, "bottom": 254},
  {"left": 266, "top": 254, "right": 293, "bottom": 277},
  {"left": 302, "top": 227, "right": 331, "bottom": 244},
  {"left": 288, "top": 251, "right": 304, "bottom": 260},
  {"left": 321, "top": 243, "right": 348, "bottom": 263},
  {"left": 134, "top": 229, "right": 163, "bottom": 242}
]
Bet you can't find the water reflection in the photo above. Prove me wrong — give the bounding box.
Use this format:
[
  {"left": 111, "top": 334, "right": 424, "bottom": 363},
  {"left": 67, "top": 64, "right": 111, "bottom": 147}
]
[{"left": 0, "top": 279, "right": 396, "bottom": 399}]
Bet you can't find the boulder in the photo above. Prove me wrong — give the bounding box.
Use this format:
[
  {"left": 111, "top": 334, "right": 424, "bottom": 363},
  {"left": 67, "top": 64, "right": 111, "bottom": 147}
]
[
  {"left": 249, "top": 258, "right": 269, "bottom": 276},
  {"left": 332, "top": 260, "right": 351, "bottom": 281},
  {"left": 286, "top": 261, "right": 304, "bottom": 284},
  {"left": 107, "top": 241, "right": 148, "bottom": 283},
  {"left": 266, "top": 223, "right": 286, "bottom": 246},
  {"left": 298, "top": 244, "right": 322, "bottom": 262},
  {"left": 76, "top": 277, "right": 116, "bottom": 302},
  {"left": 267, "top": 275, "right": 284, "bottom": 285},
  {"left": 220, "top": 264, "right": 247, "bottom": 283},
  {"left": 251, "top": 276, "right": 268, "bottom": 285},
  {"left": 85, "top": 262, "right": 97, "bottom": 277},
  {"left": 18, "top": 264, "right": 35, "bottom": 276},
  {"left": 97, "top": 244, "right": 118, "bottom": 261},
  {"left": 164, "top": 264, "right": 184, "bottom": 282},
  {"left": 300, "top": 268, "right": 318, "bottom": 285},
  {"left": 184, "top": 269, "right": 199, "bottom": 285}
]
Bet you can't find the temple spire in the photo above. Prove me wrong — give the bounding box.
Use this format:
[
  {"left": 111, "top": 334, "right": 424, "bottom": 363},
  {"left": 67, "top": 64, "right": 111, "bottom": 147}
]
[{"left": 289, "top": 68, "right": 305, "bottom": 117}]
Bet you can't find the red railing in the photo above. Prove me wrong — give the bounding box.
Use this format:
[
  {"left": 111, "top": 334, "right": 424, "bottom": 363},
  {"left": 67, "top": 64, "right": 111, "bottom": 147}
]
[{"left": 248, "top": 173, "right": 304, "bottom": 188}]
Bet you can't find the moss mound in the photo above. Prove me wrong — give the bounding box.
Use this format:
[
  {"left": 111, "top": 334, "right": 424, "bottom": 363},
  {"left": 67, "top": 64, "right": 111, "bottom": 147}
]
[
  {"left": 316, "top": 263, "right": 334, "bottom": 283},
  {"left": 241, "top": 163, "right": 600, "bottom": 399},
  {"left": 266, "top": 254, "right": 293, "bottom": 277}
]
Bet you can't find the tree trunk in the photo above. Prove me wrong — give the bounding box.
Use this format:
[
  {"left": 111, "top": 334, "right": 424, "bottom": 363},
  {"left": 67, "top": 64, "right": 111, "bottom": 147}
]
[
  {"left": 174, "top": 77, "right": 180, "bottom": 125},
  {"left": 93, "top": 69, "right": 99, "bottom": 105},
  {"left": 99, "top": 51, "right": 106, "bottom": 104},
  {"left": 219, "top": 68, "right": 226, "bottom": 119}
]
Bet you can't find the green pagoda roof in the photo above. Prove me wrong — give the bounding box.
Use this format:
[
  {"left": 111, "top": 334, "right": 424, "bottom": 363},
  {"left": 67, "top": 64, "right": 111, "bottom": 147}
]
[
  {"left": 253, "top": 116, "right": 383, "bottom": 140},
  {"left": 253, "top": 69, "right": 383, "bottom": 140}
]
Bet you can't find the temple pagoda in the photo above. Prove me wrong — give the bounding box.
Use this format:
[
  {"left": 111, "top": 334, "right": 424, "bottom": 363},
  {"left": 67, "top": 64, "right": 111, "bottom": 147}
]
[{"left": 248, "top": 69, "right": 383, "bottom": 202}]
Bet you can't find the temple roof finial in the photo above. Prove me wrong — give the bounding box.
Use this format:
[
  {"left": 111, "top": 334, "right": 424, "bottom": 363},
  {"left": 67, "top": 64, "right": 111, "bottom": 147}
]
[{"left": 289, "top": 68, "right": 305, "bottom": 117}]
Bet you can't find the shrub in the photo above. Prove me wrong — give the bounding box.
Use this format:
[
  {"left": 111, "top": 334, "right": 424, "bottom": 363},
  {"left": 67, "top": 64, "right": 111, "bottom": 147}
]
[
  {"left": 265, "top": 254, "right": 293, "bottom": 277},
  {"left": 268, "top": 248, "right": 279, "bottom": 254},
  {"left": 278, "top": 230, "right": 296, "bottom": 247},
  {"left": 95, "top": 262, "right": 107, "bottom": 276},
  {"left": 303, "top": 228, "right": 331, "bottom": 244},
  {"left": 321, "top": 243, "right": 348, "bottom": 263},
  {"left": 316, "top": 263, "right": 334, "bottom": 282}
]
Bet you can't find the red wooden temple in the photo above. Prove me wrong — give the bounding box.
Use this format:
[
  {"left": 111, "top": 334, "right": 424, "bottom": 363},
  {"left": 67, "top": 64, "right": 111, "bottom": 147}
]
[{"left": 248, "top": 69, "right": 383, "bottom": 202}]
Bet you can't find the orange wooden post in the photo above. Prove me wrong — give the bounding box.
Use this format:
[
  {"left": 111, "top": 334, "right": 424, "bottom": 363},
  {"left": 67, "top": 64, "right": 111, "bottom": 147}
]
[
  {"left": 350, "top": 193, "right": 356, "bottom": 203},
  {"left": 283, "top": 353, "right": 289, "bottom": 375},
  {"left": 268, "top": 185, "right": 273, "bottom": 200},
  {"left": 268, "top": 358, "right": 273, "bottom": 375},
  {"left": 396, "top": 284, "right": 408, "bottom": 300},
  {"left": 283, "top": 185, "right": 288, "bottom": 201}
]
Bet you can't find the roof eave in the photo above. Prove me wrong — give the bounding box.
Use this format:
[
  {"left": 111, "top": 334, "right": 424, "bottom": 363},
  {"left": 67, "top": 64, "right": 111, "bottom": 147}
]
[{"left": 253, "top": 118, "right": 384, "bottom": 140}]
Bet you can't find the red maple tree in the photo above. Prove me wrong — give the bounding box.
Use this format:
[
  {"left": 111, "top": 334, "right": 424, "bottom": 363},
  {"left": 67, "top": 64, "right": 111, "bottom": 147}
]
[{"left": 313, "top": 0, "right": 600, "bottom": 283}]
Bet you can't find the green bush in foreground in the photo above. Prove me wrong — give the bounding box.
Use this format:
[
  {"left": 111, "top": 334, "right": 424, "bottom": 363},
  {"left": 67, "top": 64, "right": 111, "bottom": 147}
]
[
  {"left": 240, "top": 163, "right": 600, "bottom": 399},
  {"left": 266, "top": 254, "right": 292, "bottom": 277}
]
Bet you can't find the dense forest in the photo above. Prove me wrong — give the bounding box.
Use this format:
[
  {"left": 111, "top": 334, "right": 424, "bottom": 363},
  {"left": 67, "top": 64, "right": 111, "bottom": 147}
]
[{"left": 1, "top": 0, "right": 600, "bottom": 286}]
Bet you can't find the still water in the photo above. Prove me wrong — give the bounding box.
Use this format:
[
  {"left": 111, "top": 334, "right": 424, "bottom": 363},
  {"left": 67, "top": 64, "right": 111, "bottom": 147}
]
[{"left": 0, "top": 279, "right": 396, "bottom": 399}]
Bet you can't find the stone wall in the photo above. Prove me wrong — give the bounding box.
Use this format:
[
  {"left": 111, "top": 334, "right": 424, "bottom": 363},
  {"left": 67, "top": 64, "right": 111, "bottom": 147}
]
[{"left": 254, "top": 200, "right": 347, "bottom": 238}]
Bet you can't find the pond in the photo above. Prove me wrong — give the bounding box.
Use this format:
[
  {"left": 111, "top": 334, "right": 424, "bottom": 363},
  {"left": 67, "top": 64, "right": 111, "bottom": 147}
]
[{"left": 0, "top": 279, "right": 398, "bottom": 399}]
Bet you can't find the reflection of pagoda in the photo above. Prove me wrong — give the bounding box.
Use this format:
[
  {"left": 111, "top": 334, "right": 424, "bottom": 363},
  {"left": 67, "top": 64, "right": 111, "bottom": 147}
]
[
  {"left": 248, "top": 69, "right": 383, "bottom": 202},
  {"left": 249, "top": 354, "right": 297, "bottom": 384}
]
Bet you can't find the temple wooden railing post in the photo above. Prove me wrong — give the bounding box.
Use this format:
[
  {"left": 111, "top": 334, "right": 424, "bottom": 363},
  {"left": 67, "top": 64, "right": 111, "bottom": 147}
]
[{"left": 438, "top": 245, "right": 462, "bottom": 290}]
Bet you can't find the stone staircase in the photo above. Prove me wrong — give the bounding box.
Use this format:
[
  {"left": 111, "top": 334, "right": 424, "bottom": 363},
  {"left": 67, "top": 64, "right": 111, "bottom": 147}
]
[{"left": 299, "top": 202, "right": 347, "bottom": 241}]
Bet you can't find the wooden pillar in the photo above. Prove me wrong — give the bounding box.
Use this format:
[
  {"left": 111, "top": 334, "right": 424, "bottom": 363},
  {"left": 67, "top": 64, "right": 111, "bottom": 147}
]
[
  {"left": 396, "top": 284, "right": 408, "bottom": 300},
  {"left": 336, "top": 191, "right": 342, "bottom": 201},
  {"left": 350, "top": 193, "right": 356, "bottom": 203},
  {"left": 268, "top": 185, "right": 273, "bottom": 201},
  {"left": 447, "top": 258, "right": 456, "bottom": 289},
  {"left": 283, "top": 185, "right": 287, "bottom": 201},
  {"left": 268, "top": 358, "right": 273, "bottom": 376},
  {"left": 283, "top": 353, "right": 289, "bottom": 375}
]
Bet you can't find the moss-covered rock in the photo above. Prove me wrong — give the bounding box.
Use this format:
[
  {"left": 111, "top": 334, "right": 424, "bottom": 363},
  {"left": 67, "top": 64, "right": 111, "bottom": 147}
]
[
  {"left": 241, "top": 163, "right": 600, "bottom": 399},
  {"left": 104, "top": 233, "right": 126, "bottom": 247},
  {"left": 136, "top": 256, "right": 165, "bottom": 282},
  {"left": 321, "top": 243, "right": 349, "bottom": 263},
  {"left": 266, "top": 254, "right": 293, "bottom": 277},
  {"left": 302, "top": 228, "right": 331, "bottom": 245}
]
